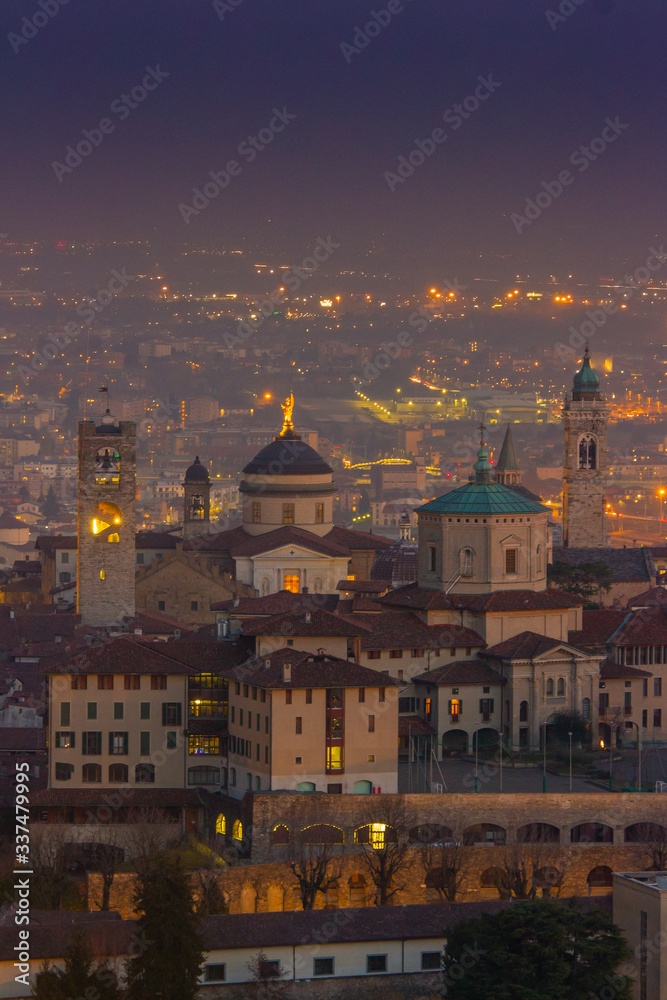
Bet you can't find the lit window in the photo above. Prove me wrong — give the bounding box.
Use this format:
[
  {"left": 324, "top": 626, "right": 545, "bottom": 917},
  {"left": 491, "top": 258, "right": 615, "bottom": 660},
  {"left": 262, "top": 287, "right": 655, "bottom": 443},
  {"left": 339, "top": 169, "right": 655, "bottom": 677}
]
[
  {"left": 107, "top": 533, "right": 120, "bottom": 543},
  {"left": 252, "top": 502, "right": 261, "bottom": 523},
  {"left": 326, "top": 746, "right": 343, "bottom": 771},
  {"left": 215, "top": 813, "right": 226, "bottom": 835},
  {"left": 283, "top": 573, "right": 300, "bottom": 594},
  {"left": 282, "top": 503, "right": 295, "bottom": 524},
  {"left": 315, "top": 503, "right": 324, "bottom": 523}
]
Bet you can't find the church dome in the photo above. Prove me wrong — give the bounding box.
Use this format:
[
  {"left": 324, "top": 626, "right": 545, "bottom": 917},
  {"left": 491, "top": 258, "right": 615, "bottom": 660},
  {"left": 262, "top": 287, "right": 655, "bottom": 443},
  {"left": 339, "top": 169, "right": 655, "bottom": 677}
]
[
  {"left": 243, "top": 436, "right": 333, "bottom": 477},
  {"left": 418, "top": 446, "right": 548, "bottom": 516},
  {"left": 573, "top": 347, "right": 600, "bottom": 393},
  {"left": 184, "top": 456, "right": 210, "bottom": 483}
]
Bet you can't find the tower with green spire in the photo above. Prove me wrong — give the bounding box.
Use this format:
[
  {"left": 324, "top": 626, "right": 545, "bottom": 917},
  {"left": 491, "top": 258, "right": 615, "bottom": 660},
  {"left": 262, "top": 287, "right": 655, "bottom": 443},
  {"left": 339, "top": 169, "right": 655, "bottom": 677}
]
[
  {"left": 562, "top": 346, "right": 608, "bottom": 547},
  {"left": 495, "top": 424, "right": 521, "bottom": 486}
]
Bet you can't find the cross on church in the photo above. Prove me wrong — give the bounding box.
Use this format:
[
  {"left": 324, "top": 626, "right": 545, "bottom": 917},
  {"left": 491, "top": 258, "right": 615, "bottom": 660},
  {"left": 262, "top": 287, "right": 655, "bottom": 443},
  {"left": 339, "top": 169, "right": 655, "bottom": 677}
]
[{"left": 479, "top": 421, "right": 486, "bottom": 448}]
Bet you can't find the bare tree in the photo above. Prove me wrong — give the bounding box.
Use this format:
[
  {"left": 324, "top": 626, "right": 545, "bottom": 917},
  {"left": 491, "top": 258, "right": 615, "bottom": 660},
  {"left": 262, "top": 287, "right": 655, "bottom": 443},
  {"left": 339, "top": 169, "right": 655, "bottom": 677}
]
[
  {"left": 356, "top": 804, "right": 412, "bottom": 906},
  {"left": 245, "top": 950, "right": 289, "bottom": 1000},
  {"left": 420, "top": 832, "right": 471, "bottom": 902},
  {"left": 193, "top": 867, "right": 229, "bottom": 915},
  {"left": 125, "top": 807, "right": 181, "bottom": 865},
  {"left": 84, "top": 827, "right": 126, "bottom": 911},
  {"left": 30, "top": 829, "right": 78, "bottom": 909},
  {"left": 287, "top": 829, "right": 342, "bottom": 910}
]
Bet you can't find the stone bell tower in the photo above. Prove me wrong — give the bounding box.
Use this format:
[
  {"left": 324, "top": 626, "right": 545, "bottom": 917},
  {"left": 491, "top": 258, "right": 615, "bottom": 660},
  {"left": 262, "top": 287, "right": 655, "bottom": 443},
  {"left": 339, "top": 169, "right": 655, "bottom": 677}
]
[
  {"left": 77, "top": 411, "right": 136, "bottom": 626},
  {"left": 182, "top": 456, "right": 211, "bottom": 539},
  {"left": 562, "top": 347, "right": 608, "bottom": 547}
]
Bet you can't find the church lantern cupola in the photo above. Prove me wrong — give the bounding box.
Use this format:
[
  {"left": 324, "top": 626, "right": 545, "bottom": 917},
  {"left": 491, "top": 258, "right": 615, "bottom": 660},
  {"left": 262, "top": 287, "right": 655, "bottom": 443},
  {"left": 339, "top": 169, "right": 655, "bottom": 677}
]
[{"left": 183, "top": 456, "right": 211, "bottom": 538}]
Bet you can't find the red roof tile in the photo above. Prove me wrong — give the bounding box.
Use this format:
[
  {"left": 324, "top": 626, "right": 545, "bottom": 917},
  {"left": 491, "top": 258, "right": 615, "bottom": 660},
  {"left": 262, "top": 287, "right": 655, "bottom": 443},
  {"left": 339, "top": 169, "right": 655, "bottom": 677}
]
[
  {"left": 599, "top": 659, "right": 652, "bottom": 680},
  {"left": 218, "top": 647, "right": 400, "bottom": 690},
  {"left": 413, "top": 660, "right": 504, "bottom": 685},
  {"left": 568, "top": 609, "right": 629, "bottom": 648},
  {"left": 212, "top": 590, "right": 339, "bottom": 615},
  {"left": 41, "top": 636, "right": 199, "bottom": 675},
  {"left": 327, "top": 525, "right": 393, "bottom": 550},
  {"left": 485, "top": 631, "right": 588, "bottom": 660},
  {"left": 242, "top": 608, "right": 372, "bottom": 637},
  {"left": 341, "top": 611, "right": 485, "bottom": 652}
]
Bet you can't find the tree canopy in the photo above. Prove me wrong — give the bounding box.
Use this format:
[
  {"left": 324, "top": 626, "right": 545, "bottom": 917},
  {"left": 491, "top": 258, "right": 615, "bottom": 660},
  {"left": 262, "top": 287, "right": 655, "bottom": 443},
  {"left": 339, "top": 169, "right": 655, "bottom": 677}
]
[
  {"left": 442, "top": 899, "right": 632, "bottom": 1000},
  {"left": 547, "top": 560, "right": 614, "bottom": 603}
]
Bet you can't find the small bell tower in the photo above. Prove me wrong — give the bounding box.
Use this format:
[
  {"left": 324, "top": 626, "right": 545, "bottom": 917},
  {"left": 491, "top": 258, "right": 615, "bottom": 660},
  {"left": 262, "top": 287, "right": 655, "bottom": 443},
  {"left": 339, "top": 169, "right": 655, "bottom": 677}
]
[{"left": 183, "top": 456, "right": 211, "bottom": 539}]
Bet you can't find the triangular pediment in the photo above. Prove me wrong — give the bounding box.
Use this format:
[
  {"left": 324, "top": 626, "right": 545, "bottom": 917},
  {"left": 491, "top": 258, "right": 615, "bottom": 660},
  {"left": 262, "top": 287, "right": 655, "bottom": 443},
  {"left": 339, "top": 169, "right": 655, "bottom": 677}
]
[
  {"left": 500, "top": 533, "right": 524, "bottom": 545},
  {"left": 245, "top": 543, "right": 347, "bottom": 561},
  {"left": 532, "top": 641, "right": 588, "bottom": 662}
]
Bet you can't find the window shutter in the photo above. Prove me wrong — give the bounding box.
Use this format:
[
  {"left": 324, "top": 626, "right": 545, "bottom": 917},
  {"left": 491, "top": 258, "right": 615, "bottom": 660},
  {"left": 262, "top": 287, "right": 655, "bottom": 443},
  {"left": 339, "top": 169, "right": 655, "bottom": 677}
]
[
  {"left": 108, "top": 732, "right": 114, "bottom": 755},
  {"left": 162, "top": 703, "right": 168, "bottom": 725},
  {"left": 123, "top": 733, "right": 129, "bottom": 755}
]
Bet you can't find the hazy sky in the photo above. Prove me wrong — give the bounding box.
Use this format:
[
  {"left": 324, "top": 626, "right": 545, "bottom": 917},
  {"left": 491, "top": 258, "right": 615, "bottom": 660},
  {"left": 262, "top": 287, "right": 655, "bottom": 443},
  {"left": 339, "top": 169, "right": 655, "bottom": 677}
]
[{"left": 1, "top": 0, "right": 665, "bottom": 274}]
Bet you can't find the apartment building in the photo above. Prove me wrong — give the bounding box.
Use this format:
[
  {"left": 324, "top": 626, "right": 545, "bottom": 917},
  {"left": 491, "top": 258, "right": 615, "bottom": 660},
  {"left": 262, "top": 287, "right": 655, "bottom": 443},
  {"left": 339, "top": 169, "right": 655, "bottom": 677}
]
[{"left": 221, "top": 648, "right": 399, "bottom": 798}]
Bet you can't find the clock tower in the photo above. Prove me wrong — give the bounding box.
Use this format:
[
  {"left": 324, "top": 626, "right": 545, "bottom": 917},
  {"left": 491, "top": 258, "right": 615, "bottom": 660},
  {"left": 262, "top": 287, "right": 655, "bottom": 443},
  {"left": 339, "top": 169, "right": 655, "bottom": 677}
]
[
  {"left": 77, "top": 411, "right": 136, "bottom": 626},
  {"left": 562, "top": 347, "right": 608, "bottom": 547}
]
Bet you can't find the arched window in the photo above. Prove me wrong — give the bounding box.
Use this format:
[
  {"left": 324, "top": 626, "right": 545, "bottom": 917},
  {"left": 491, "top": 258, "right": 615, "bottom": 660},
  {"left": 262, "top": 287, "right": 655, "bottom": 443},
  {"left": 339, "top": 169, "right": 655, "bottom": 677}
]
[
  {"left": 519, "top": 701, "right": 528, "bottom": 722},
  {"left": 107, "top": 533, "right": 120, "bottom": 543},
  {"left": 557, "top": 678, "right": 565, "bottom": 697},
  {"left": 546, "top": 678, "right": 554, "bottom": 696},
  {"left": 95, "top": 447, "right": 120, "bottom": 487},
  {"left": 348, "top": 873, "right": 367, "bottom": 906},
  {"left": 188, "top": 766, "right": 219, "bottom": 786},
  {"left": 246, "top": 772, "right": 252, "bottom": 789},
  {"left": 135, "top": 763, "right": 155, "bottom": 784},
  {"left": 271, "top": 824, "right": 290, "bottom": 845},
  {"left": 255, "top": 776, "right": 261, "bottom": 791},
  {"left": 188, "top": 493, "right": 205, "bottom": 520},
  {"left": 82, "top": 763, "right": 101, "bottom": 783},
  {"left": 353, "top": 780, "right": 372, "bottom": 794},
  {"left": 480, "top": 867, "right": 503, "bottom": 889},
  {"left": 301, "top": 824, "right": 344, "bottom": 845},
  {"left": 354, "top": 824, "right": 397, "bottom": 849},
  {"left": 587, "top": 865, "right": 613, "bottom": 887},
  {"left": 459, "top": 547, "right": 474, "bottom": 577},
  {"left": 578, "top": 434, "right": 597, "bottom": 470},
  {"left": 296, "top": 781, "right": 315, "bottom": 792},
  {"left": 232, "top": 820, "right": 243, "bottom": 841},
  {"left": 91, "top": 501, "right": 122, "bottom": 536},
  {"left": 108, "top": 763, "right": 128, "bottom": 783},
  {"left": 215, "top": 814, "right": 226, "bottom": 836}
]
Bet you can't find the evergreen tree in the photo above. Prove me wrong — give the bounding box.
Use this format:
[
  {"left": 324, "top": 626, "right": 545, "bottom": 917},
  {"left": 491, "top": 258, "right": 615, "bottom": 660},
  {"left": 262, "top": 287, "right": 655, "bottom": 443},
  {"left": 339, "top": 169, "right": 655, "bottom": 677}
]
[
  {"left": 41, "top": 485, "right": 61, "bottom": 520},
  {"left": 125, "top": 854, "right": 204, "bottom": 1000},
  {"left": 32, "top": 932, "right": 122, "bottom": 1000},
  {"left": 442, "top": 899, "right": 632, "bottom": 1000}
]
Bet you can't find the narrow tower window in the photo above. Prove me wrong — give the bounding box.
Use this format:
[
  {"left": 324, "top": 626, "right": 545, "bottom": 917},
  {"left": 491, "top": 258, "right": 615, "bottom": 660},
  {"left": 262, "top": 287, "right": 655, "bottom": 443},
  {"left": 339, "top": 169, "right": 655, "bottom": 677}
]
[{"left": 578, "top": 434, "right": 597, "bottom": 470}]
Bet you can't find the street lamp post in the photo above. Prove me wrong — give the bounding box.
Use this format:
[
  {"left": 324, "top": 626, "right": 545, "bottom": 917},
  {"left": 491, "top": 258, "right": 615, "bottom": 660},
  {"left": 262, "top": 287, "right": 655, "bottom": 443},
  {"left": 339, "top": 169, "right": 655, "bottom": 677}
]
[
  {"left": 475, "top": 733, "right": 479, "bottom": 793},
  {"left": 543, "top": 724, "right": 547, "bottom": 794},
  {"left": 624, "top": 721, "right": 643, "bottom": 790},
  {"left": 499, "top": 730, "right": 503, "bottom": 794},
  {"left": 568, "top": 731, "right": 573, "bottom": 793}
]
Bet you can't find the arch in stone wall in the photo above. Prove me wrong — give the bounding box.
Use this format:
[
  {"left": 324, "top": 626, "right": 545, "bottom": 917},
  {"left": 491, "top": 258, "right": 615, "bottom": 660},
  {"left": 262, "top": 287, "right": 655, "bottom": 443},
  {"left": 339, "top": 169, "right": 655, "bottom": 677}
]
[
  {"left": 571, "top": 823, "right": 613, "bottom": 844},
  {"left": 464, "top": 823, "right": 505, "bottom": 846},
  {"left": 479, "top": 867, "right": 503, "bottom": 889},
  {"left": 408, "top": 824, "right": 454, "bottom": 845},
  {"left": 240, "top": 883, "right": 257, "bottom": 912},
  {"left": 300, "top": 824, "right": 344, "bottom": 845},
  {"left": 266, "top": 883, "right": 284, "bottom": 911},
  {"left": 624, "top": 822, "right": 667, "bottom": 843},
  {"left": 348, "top": 873, "right": 367, "bottom": 906},
  {"left": 587, "top": 865, "right": 613, "bottom": 888},
  {"left": 516, "top": 822, "right": 560, "bottom": 844},
  {"left": 271, "top": 824, "right": 290, "bottom": 845}
]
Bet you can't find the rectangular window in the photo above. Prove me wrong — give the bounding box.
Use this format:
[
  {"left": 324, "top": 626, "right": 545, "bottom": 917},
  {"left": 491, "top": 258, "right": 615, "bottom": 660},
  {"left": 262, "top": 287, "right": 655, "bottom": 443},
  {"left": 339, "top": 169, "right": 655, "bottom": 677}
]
[
  {"left": 248, "top": 711, "right": 252, "bottom": 728},
  {"left": 87, "top": 703, "right": 97, "bottom": 720},
  {"left": 286, "top": 690, "right": 292, "bottom": 705},
  {"left": 367, "top": 650, "right": 381, "bottom": 660},
  {"left": 60, "top": 702, "right": 70, "bottom": 726},
  {"left": 265, "top": 746, "right": 269, "bottom": 763},
  {"left": 109, "top": 732, "right": 128, "bottom": 755},
  {"left": 189, "top": 736, "right": 220, "bottom": 755},
  {"left": 655, "top": 678, "right": 662, "bottom": 697},
  {"left": 315, "top": 503, "right": 324, "bottom": 524},
  {"left": 306, "top": 689, "right": 312, "bottom": 704},
  {"left": 256, "top": 714, "right": 261, "bottom": 731},
  {"left": 82, "top": 731, "right": 102, "bottom": 755},
  {"left": 158, "top": 601, "right": 165, "bottom": 611},
  {"left": 313, "top": 958, "right": 334, "bottom": 976},
  {"left": 643, "top": 709, "right": 648, "bottom": 727},
  {"left": 240, "top": 709, "right": 244, "bottom": 726},
  {"left": 97, "top": 675, "right": 113, "bottom": 690},
  {"left": 258, "top": 960, "right": 280, "bottom": 979},
  {"left": 140, "top": 702, "right": 150, "bottom": 719},
  {"left": 421, "top": 952, "right": 442, "bottom": 971},
  {"left": 505, "top": 548, "right": 517, "bottom": 574},
  {"left": 190, "top": 600, "right": 198, "bottom": 611},
  {"left": 282, "top": 503, "right": 295, "bottom": 524},
  {"left": 61, "top": 552, "right": 69, "bottom": 564},
  {"left": 296, "top": 717, "right": 302, "bottom": 734},
  {"left": 124, "top": 675, "right": 141, "bottom": 690},
  {"left": 114, "top": 702, "right": 124, "bottom": 720},
  {"left": 140, "top": 732, "right": 150, "bottom": 756},
  {"left": 655, "top": 709, "right": 662, "bottom": 729},
  {"left": 166, "top": 731, "right": 177, "bottom": 750},
  {"left": 71, "top": 675, "right": 87, "bottom": 690},
  {"left": 379, "top": 687, "right": 385, "bottom": 703},
  {"left": 412, "top": 648, "right": 424, "bottom": 658},
  {"left": 643, "top": 678, "right": 648, "bottom": 697},
  {"left": 625, "top": 691, "right": 632, "bottom": 713},
  {"left": 265, "top": 716, "right": 269, "bottom": 734},
  {"left": 162, "top": 703, "right": 182, "bottom": 726},
  {"left": 359, "top": 688, "right": 365, "bottom": 703},
  {"left": 366, "top": 955, "right": 387, "bottom": 974},
  {"left": 252, "top": 502, "right": 261, "bottom": 523},
  {"left": 204, "top": 964, "right": 226, "bottom": 983},
  {"left": 151, "top": 676, "right": 167, "bottom": 691},
  {"left": 55, "top": 762, "right": 73, "bottom": 781},
  {"left": 55, "top": 731, "right": 74, "bottom": 749},
  {"left": 283, "top": 573, "right": 299, "bottom": 593},
  {"left": 59, "top": 571, "right": 71, "bottom": 583},
  {"left": 389, "top": 649, "right": 403, "bottom": 659},
  {"left": 252, "top": 686, "right": 258, "bottom": 700},
  {"left": 136, "top": 552, "right": 144, "bottom": 564},
  {"left": 429, "top": 545, "right": 436, "bottom": 572},
  {"left": 368, "top": 715, "right": 375, "bottom": 732}
]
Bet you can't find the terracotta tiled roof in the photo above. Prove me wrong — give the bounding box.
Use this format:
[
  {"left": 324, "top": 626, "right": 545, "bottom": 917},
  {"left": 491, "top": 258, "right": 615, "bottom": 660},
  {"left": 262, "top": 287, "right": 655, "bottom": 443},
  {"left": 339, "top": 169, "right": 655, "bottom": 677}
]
[
  {"left": 336, "top": 580, "right": 389, "bottom": 593},
  {"left": 378, "top": 583, "right": 457, "bottom": 611},
  {"left": 342, "top": 611, "right": 485, "bottom": 652},
  {"left": 34, "top": 534, "right": 77, "bottom": 556},
  {"left": 599, "top": 659, "right": 652, "bottom": 680},
  {"left": 413, "top": 660, "right": 504, "bottom": 685},
  {"left": 457, "top": 589, "right": 585, "bottom": 612},
  {"left": 135, "top": 530, "right": 181, "bottom": 549},
  {"left": 0, "top": 728, "right": 46, "bottom": 751},
  {"left": 606, "top": 607, "right": 667, "bottom": 646},
  {"left": 242, "top": 608, "right": 373, "bottom": 637},
  {"left": 484, "top": 631, "right": 587, "bottom": 660},
  {"left": 217, "top": 647, "right": 400, "bottom": 690},
  {"left": 228, "top": 525, "right": 351, "bottom": 559},
  {"left": 628, "top": 587, "right": 667, "bottom": 609},
  {"left": 212, "top": 590, "right": 339, "bottom": 615},
  {"left": 40, "top": 636, "right": 199, "bottom": 676},
  {"left": 568, "top": 609, "right": 630, "bottom": 648},
  {"left": 398, "top": 715, "right": 435, "bottom": 737},
  {"left": 30, "top": 787, "right": 203, "bottom": 808},
  {"left": 327, "top": 526, "right": 393, "bottom": 550},
  {"left": 126, "top": 611, "right": 191, "bottom": 634}
]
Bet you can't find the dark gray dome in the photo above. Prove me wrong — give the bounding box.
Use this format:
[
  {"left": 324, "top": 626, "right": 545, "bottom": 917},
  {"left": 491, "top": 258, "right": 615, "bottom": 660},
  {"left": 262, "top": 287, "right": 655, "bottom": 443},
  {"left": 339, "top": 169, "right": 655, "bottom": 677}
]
[
  {"left": 243, "top": 436, "right": 333, "bottom": 476},
  {"left": 184, "top": 456, "right": 210, "bottom": 483}
]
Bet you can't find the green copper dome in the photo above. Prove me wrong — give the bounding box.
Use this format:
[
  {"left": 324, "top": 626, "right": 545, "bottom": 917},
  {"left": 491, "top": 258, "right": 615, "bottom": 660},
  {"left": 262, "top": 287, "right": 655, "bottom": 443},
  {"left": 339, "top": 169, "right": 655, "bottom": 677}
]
[
  {"left": 573, "top": 346, "right": 600, "bottom": 392},
  {"left": 418, "top": 446, "right": 548, "bottom": 516}
]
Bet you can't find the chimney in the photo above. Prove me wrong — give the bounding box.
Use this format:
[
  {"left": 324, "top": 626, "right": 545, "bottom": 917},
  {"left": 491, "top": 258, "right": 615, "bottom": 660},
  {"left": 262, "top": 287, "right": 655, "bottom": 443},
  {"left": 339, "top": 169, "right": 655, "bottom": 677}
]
[
  {"left": 134, "top": 628, "right": 143, "bottom": 636},
  {"left": 233, "top": 597, "right": 240, "bottom": 608},
  {"left": 55, "top": 635, "right": 62, "bottom": 643},
  {"left": 305, "top": 612, "right": 311, "bottom": 624},
  {"left": 301, "top": 586, "right": 309, "bottom": 594},
  {"left": 9, "top": 610, "right": 14, "bottom": 620},
  {"left": 283, "top": 661, "right": 292, "bottom": 684}
]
